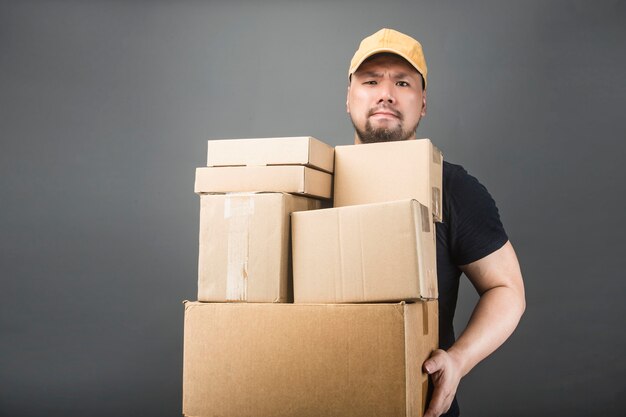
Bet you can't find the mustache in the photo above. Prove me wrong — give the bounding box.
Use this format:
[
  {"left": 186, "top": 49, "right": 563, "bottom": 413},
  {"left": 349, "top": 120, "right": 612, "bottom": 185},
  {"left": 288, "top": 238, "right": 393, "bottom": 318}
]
[{"left": 367, "top": 105, "right": 403, "bottom": 120}]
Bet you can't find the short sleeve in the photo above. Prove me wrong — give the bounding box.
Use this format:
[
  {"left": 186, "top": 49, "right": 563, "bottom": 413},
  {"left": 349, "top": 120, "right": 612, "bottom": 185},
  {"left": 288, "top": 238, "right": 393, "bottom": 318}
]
[{"left": 446, "top": 164, "right": 509, "bottom": 266}]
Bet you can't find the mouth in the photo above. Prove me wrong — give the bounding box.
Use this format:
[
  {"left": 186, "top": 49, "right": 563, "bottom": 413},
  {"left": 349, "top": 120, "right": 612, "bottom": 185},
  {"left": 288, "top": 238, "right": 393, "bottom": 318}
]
[
  {"left": 372, "top": 112, "right": 398, "bottom": 118},
  {"left": 368, "top": 107, "right": 401, "bottom": 120}
]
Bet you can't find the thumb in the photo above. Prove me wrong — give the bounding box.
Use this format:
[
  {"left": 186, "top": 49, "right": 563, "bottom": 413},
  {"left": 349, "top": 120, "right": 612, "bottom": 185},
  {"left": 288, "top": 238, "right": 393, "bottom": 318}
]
[{"left": 423, "top": 350, "right": 445, "bottom": 374}]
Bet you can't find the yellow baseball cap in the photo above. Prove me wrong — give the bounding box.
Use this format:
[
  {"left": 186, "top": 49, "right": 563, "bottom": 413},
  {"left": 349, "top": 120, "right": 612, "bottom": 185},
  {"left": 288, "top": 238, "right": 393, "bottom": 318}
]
[{"left": 349, "top": 28, "right": 428, "bottom": 88}]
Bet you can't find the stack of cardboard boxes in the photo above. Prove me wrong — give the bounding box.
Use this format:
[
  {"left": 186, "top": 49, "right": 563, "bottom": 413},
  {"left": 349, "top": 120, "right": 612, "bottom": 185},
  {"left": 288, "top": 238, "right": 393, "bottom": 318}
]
[{"left": 184, "top": 137, "right": 443, "bottom": 417}]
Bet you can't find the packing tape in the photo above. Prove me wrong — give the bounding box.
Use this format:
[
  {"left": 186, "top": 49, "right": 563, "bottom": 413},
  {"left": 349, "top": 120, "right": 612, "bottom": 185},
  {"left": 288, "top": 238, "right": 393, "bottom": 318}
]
[
  {"left": 432, "top": 187, "right": 441, "bottom": 220},
  {"left": 420, "top": 203, "right": 430, "bottom": 233},
  {"left": 432, "top": 148, "right": 442, "bottom": 164},
  {"left": 225, "top": 195, "right": 255, "bottom": 301},
  {"left": 421, "top": 302, "right": 429, "bottom": 335},
  {"left": 224, "top": 193, "right": 256, "bottom": 219}
]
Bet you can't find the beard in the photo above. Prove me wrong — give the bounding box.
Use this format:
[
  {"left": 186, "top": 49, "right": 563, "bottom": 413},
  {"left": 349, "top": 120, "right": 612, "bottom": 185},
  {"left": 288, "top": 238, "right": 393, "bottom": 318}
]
[{"left": 351, "top": 109, "right": 419, "bottom": 144}]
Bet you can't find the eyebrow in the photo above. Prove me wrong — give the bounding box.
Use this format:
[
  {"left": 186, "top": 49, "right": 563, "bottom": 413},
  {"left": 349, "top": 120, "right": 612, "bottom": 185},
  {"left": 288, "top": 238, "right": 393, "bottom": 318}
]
[
  {"left": 356, "top": 70, "right": 416, "bottom": 80},
  {"left": 392, "top": 72, "right": 413, "bottom": 80},
  {"left": 358, "top": 71, "right": 383, "bottom": 78}
]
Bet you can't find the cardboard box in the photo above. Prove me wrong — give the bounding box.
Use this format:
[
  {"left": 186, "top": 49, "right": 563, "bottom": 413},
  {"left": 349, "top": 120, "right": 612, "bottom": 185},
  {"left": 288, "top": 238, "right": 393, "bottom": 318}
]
[
  {"left": 183, "top": 300, "right": 438, "bottom": 417},
  {"left": 194, "top": 165, "right": 332, "bottom": 200},
  {"left": 206, "top": 136, "right": 335, "bottom": 173},
  {"left": 198, "top": 192, "right": 321, "bottom": 302},
  {"left": 292, "top": 199, "right": 437, "bottom": 303},
  {"left": 334, "top": 139, "right": 443, "bottom": 222}
]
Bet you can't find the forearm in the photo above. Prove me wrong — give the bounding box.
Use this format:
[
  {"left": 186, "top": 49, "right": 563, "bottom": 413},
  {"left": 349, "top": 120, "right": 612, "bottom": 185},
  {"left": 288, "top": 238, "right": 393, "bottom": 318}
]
[
  {"left": 423, "top": 242, "right": 525, "bottom": 417},
  {"left": 447, "top": 285, "right": 525, "bottom": 377}
]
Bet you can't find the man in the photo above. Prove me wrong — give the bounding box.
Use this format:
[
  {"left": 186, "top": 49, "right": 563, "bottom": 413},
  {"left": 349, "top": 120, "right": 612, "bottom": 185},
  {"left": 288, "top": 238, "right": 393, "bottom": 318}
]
[{"left": 346, "top": 28, "right": 526, "bottom": 417}]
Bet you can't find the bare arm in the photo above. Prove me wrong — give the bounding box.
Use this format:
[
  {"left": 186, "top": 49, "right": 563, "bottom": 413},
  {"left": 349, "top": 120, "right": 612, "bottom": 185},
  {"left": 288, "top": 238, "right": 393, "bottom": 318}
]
[{"left": 423, "top": 240, "right": 526, "bottom": 417}]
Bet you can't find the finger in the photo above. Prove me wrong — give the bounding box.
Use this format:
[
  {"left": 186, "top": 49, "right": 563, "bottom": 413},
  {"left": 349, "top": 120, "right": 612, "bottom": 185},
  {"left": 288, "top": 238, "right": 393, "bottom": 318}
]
[
  {"left": 423, "top": 349, "right": 446, "bottom": 374},
  {"left": 424, "top": 388, "right": 453, "bottom": 417},
  {"left": 424, "top": 385, "right": 445, "bottom": 417}
]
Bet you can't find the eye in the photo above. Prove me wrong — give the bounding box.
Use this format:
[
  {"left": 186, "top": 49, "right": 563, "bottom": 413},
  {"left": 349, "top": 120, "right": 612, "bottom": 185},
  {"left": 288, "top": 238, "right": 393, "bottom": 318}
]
[
  {"left": 396, "top": 81, "right": 410, "bottom": 87},
  {"left": 363, "top": 80, "right": 378, "bottom": 85}
]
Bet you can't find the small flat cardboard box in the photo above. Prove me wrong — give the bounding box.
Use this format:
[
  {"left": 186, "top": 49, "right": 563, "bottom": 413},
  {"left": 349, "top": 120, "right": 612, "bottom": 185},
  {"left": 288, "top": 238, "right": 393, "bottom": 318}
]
[
  {"left": 334, "top": 139, "right": 443, "bottom": 222},
  {"left": 206, "top": 136, "right": 335, "bottom": 173},
  {"left": 183, "top": 300, "right": 438, "bottom": 417},
  {"left": 198, "top": 192, "right": 321, "bottom": 302},
  {"left": 194, "top": 165, "right": 332, "bottom": 200},
  {"left": 292, "top": 199, "right": 437, "bottom": 303}
]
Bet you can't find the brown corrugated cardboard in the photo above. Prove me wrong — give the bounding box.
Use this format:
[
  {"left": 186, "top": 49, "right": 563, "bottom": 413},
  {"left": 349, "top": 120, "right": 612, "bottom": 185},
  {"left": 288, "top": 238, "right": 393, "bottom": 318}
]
[
  {"left": 206, "top": 136, "right": 335, "bottom": 173},
  {"left": 194, "top": 165, "right": 332, "bottom": 199},
  {"left": 334, "top": 139, "right": 443, "bottom": 222},
  {"left": 182, "top": 300, "right": 438, "bottom": 417},
  {"left": 198, "top": 192, "right": 321, "bottom": 302},
  {"left": 292, "top": 199, "right": 437, "bottom": 303}
]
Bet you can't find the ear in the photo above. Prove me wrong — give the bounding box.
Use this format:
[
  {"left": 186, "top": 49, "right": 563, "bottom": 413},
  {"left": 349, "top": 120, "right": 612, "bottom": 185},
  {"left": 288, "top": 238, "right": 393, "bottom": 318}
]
[
  {"left": 346, "top": 85, "right": 351, "bottom": 114},
  {"left": 420, "top": 89, "right": 427, "bottom": 117}
]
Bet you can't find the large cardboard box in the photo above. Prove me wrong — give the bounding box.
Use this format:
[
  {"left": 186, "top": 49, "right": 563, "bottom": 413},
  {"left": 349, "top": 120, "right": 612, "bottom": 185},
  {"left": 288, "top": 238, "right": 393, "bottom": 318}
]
[
  {"left": 194, "top": 165, "right": 332, "bottom": 200},
  {"left": 334, "top": 139, "right": 443, "bottom": 222},
  {"left": 292, "top": 199, "right": 437, "bottom": 303},
  {"left": 206, "top": 136, "right": 335, "bottom": 173},
  {"left": 198, "top": 192, "right": 321, "bottom": 302},
  {"left": 183, "top": 301, "right": 438, "bottom": 417}
]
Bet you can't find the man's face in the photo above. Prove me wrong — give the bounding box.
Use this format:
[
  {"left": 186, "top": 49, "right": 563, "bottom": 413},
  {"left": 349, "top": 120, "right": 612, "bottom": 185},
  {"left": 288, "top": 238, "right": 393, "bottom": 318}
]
[{"left": 346, "top": 53, "right": 426, "bottom": 144}]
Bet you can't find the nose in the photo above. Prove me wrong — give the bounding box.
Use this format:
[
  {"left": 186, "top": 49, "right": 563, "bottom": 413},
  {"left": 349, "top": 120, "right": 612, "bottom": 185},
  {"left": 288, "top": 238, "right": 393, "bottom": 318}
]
[{"left": 377, "top": 81, "right": 395, "bottom": 104}]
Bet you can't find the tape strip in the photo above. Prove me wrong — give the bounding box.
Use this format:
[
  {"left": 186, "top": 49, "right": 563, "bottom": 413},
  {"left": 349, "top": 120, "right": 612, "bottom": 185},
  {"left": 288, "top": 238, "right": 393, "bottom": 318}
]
[
  {"left": 422, "top": 301, "right": 429, "bottom": 335},
  {"left": 420, "top": 203, "right": 430, "bottom": 233},
  {"left": 431, "top": 186, "right": 441, "bottom": 221},
  {"left": 224, "top": 193, "right": 256, "bottom": 219},
  {"left": 225, "top": 195, "right": 255, "bottom": 301},
  {"left": 432, "top": 148, "right": 442, "bottom": 164}
]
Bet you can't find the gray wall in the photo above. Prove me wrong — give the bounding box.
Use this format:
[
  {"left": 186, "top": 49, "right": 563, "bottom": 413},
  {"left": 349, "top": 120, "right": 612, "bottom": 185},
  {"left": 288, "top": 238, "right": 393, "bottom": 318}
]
[{"left": 1, "top": 1, "right": 624, "bottom": 416}]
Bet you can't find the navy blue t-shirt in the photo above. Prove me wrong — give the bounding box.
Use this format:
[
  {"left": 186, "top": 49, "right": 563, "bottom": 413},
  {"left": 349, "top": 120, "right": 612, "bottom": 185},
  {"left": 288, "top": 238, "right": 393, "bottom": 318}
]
[{"left": 435, "top": 161, "right": 509, "bottom": 417}]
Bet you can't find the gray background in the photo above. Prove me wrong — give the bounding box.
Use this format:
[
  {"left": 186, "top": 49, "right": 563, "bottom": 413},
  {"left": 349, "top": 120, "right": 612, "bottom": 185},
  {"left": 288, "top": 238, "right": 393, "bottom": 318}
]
[{"left": 1, "top": 1, "right": 624, "bottom": 416}]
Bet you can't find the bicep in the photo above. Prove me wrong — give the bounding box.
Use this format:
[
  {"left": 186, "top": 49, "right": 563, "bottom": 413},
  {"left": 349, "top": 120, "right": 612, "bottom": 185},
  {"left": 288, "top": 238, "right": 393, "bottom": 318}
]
[{"left": 460, "top": 240, "right": 525, "bottom": 299}]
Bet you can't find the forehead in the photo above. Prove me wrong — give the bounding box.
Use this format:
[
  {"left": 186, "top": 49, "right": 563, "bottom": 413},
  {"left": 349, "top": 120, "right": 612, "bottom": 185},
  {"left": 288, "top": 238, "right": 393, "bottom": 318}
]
[{"left": 354, "top": 53, "right": 419, "bottom": 76}]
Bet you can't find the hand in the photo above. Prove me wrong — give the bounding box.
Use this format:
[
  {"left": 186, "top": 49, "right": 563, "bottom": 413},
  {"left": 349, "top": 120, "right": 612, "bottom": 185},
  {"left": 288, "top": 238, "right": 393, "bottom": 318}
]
[{"left": 423, "top": 349, "right": 464, "bottom": 417}]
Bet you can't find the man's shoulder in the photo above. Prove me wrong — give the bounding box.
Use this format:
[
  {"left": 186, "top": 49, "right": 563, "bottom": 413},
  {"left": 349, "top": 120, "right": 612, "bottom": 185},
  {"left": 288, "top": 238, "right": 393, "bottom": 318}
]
[
  {"left": 442, "top": 160, "right": 466, "bottom": 180},
  {"left": 441, "top": 160, "right": 498, "bottom": 216},
  {"left": 442, "top": 160, "right": 475, "bottom": 193},
  {"left": 440, "top": 161, "right": 508, "bottom": 264}
]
